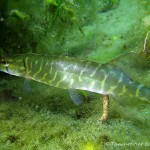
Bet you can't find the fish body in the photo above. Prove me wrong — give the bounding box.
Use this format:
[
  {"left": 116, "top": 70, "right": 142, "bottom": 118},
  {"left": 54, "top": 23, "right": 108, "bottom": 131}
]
[
  {"left": 0, "top": 53, "right": 150, "bottom": 101},
  {"left": 1, "top": 32, "right": 150, "bottom": 123}
]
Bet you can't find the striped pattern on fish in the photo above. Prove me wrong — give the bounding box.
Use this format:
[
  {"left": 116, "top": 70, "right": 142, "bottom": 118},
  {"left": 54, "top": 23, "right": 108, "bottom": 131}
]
[
  {"left": 22, "top": 54, "right": 150, "bottom": 101},
  {"left": 0, "top": 53, "right": 149, "bottom": 123}
]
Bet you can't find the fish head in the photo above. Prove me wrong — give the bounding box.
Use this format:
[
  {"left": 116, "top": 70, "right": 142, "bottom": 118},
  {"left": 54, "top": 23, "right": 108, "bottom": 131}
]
[{"left": 0, "top": 55, "right": 26, "bottom": 77}]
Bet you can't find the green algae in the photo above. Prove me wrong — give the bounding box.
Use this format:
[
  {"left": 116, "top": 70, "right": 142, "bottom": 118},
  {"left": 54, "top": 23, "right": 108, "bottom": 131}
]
[{"left": 0, "top": 77, "right": 149, "bottom": 150}]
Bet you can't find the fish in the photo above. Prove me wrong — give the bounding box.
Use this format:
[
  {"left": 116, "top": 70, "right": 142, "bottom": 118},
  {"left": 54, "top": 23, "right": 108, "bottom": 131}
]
[{"left": 0, "top": 33, "right": 150, "bottom": 123}]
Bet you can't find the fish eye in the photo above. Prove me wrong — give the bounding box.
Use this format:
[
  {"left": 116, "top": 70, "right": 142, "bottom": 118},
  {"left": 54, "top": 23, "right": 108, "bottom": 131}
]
[
  {"left": 1, "top": 59, "right": 8, "bottom": 66},
  {"left": 2, "top": 59, "right": 7, "bottom": 64}
]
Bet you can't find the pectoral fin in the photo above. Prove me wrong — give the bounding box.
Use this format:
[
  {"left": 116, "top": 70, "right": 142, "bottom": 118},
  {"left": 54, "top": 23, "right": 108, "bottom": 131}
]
[
  {"left": 23, "top": 78, "right": 32, "bottom": 93},
  {"left": 69, "top": 89, "right": 83, "bottom": 106}
]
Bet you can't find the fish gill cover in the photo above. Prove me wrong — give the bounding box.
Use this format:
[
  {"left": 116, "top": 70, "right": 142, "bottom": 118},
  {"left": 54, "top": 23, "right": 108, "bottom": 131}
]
[{"left": 0, "top": 0, "right": 150, "bottom": 150}]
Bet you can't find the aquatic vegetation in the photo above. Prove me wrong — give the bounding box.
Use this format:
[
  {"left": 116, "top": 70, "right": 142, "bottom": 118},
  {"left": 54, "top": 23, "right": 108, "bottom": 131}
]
[
  {"left": 0, "top": 82, "right": 149, "bottom": 149},
  {"left": 9, "top": 9, "right": 30, "bottom": 21},
  {"left": 98, "top": 0, "right": 120, "bottom": 13},
  {"left": 45, "top": 0, "right": 58, "bottom": 10},
  {"left": 143, "top": 15, "right": 150, "bottom": 28},
  {"left": 0, "top": 89, "right": 16, "bottom": 101},
  {"left": 0, "top": 0, "right": 98, "bottom": 56}
]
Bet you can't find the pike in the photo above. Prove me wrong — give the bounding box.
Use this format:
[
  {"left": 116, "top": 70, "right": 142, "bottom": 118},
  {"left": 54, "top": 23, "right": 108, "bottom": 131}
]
[{"left": 0, "top": 33, "right": 150, "bottom": 122}]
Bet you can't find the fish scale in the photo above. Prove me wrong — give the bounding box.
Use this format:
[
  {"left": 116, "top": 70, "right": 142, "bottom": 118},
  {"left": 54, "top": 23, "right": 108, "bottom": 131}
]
[
  {"left": 17, "top": 54, "right": 149, "bottom": 101},
  {"left": 25, "top": 55, "right": 105, "bottom": 92}
]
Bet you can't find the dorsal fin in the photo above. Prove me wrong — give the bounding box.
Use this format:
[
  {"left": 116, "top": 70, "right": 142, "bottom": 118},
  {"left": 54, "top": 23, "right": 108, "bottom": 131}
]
[
  {"left": 107, "top": 52, "right": 150, "bottom": 87},
  {"left": 143, "top": 31, "right": 150, "bottom": 54},
  {"left": 107, "top": 31, "right": 150, "bottom": 87}
]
